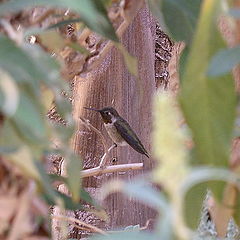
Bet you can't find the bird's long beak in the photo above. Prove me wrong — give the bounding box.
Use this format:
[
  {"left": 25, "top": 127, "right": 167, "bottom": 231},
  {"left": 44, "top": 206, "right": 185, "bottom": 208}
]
[{"left": 84, "top": 107, "right": 101, "bottom": 112}]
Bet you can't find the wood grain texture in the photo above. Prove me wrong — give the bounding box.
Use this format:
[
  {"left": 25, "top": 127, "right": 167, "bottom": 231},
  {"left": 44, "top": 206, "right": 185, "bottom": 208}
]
[{"left": 70, "top": 5, "right": 156, "bottom": 237}]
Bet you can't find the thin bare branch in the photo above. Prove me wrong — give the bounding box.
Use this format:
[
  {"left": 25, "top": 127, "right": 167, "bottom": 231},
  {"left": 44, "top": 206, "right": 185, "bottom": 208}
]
[
  {"left": 81, "top": 163, "right": 143, "bottom": 178},
  {"left": 79, "top": 117, "right": 108, "bottom": 154},
  {"left": 79, "top": 117, "right": 116, "bottom": 168},
  {"left": 99, "top": 144, "right": 117, "bottom": 168}
]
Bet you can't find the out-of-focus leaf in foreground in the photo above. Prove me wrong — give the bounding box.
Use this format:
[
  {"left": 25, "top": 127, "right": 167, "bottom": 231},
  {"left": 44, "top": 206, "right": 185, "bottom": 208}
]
[
  {"left": 179, "top": 0, "right": 236, "bottom": 167},
  {"left": 208, "top": 46, "right": 240, "bottom": 77},
  {"left": 38, "top": 30, "right": 65, "bottom": 53},
  {"left": 148, "top": 0, "right": 202, "bottom": 44},
  {"left": 0, "top": 0, "right": 118, "bottom": 42},
  {"left": 0, "top": 35, "right": 40, "bottom": 91},
  {"left": 0, "top": 69, "right": 19, "bottom": 116},
  {"left": 8, "top": 146, "right": 40, "bottom": 180},
  {"left": 12, "top": 92, "right": 47, "bottom": 143},
  {"left": 66, "top": 153, "right": 82, "bottom": 202},
  {"left": 100, "top": 178, "right": 172, "bottom": 239},
  {"left": 115, "top": 43, "right": 138, "bottom": 77},
  {"left": 179, "top": 0, "right": 236, "bottom": 228},
  {"left": 182, "top": 167, "right": 236, "bottom": 229}
]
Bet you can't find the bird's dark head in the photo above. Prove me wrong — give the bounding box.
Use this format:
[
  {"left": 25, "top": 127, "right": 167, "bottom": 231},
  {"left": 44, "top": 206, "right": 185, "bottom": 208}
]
[{"left": 84, "top": 106, "right": 120, "bottom": 123}]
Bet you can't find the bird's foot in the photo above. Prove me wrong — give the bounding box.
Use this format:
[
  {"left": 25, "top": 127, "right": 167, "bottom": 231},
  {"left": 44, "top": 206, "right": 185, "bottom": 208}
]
[{"left": 100, "top": 164, "right": 107, "bottom": 170}]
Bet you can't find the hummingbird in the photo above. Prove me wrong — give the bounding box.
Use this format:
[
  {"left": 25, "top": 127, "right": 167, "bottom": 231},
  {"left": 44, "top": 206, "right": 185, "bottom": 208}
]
[{"left": 84, "top": 107, "right": 149, "bottom": 158}]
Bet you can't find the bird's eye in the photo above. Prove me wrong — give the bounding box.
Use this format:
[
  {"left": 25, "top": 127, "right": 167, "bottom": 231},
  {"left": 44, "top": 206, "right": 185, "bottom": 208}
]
[{"left": 106, "top": 111, "right": 110, "bottom": 115}]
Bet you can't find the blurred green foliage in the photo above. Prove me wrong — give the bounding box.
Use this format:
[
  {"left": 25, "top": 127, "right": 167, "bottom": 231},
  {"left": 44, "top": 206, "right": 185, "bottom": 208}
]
[{"left": 1, "top": 0, "right": 240, "bottom": 239}]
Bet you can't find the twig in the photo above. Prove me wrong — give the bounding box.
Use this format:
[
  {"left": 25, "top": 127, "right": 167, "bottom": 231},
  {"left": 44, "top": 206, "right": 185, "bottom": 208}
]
[
  {"left": 140, "top": 218, "right": 154, "bottom": 230},
  {"left": 79, "top": 117, "right": 108, "bottom": 154},
  {"left": 81, "top": 163, "right": 143, "bottom": 178},
  {"left": 51, "top": 215, "right": 107, "bottom": 235},
  {"left": 79, "top": 117, "right": 115, "bottom": 168},
  {"left": 99, "top": 144, "right": 117, "bottom": 168}
]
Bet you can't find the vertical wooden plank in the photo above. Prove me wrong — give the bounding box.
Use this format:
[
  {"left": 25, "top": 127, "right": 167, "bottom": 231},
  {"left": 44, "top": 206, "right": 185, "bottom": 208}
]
[{"left": 71, "top": 5, "right": 156, "bottom": 236}]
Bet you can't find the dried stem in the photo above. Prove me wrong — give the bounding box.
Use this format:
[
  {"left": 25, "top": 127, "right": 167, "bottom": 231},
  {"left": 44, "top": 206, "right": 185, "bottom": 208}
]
[
  {"left": 81, "top": 163, "right": 143, "bottom": 178},
  {"left": 99, "top": 144, "right": 117, "bottom": 168},
  {"left": 79, "top": 117, "right": 108, "bottom": 154},
  {"left": 51, "top": 215, "right": 107, "bottom": 235},
  {"left": 79, "top": 117, "right": 117, "bottom": 168}
]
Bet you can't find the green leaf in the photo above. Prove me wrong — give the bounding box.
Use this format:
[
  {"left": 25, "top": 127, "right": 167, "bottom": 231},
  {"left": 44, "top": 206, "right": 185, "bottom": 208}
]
[
  {"left": 182, "top": 168, "right": 235, "bottom": 191},
  {"left": 48, "top": 173, "right": 66, "bottom": 184},
  {"left": 0, "top": 120, "right": 21, "bottom": 153},
  {"left": 0, "top": 0, "right": 118, "bottom": 41},
  {"left": 179, "top": 0, "right": 236, "bottom": 167},
  {"left": 8, "top": 146, "right": 41, "bottom": 180},
  {"left": 0, "top": 69, "right": 19, "bottom": 116},
  {"left": 53, "top": 123, "right": 75, "bottom": 143},
  {"left": 47, "top": 18, "right": 82, "bottom": 29},
  {"left": 0, "top": 36, "right": 39, "bottom": 90},
  {"left": 43, "top": 191, "right": 84, "bottom": 210},
  {"left": 38, "top": 30, "right": 65, "bottom": 52},
  {"left": 41, "top": 87, "right": 54, "bottom": 111},
  {"left": 35, "top": 161, "right": 59, "bottom": 203},
  {"left": 67, "top": 42, "right": 90, "bottom": 55},
  {"left": 80, "top": 188, "right": 98, "bottom": 206},
  {"left": 115, "top": 43, "right": 138, "bottom": 77},
  {"left": 55, "top": 96, "right": 72, "bottom": 121},
  {"left": 38, "top": 29, "right": 90, "bottom": 55},
  {"left": 48, "top": 173, "right": 98, "bottom": 206},
  {"left": 184, "top": 183, "right": 208, "bottom": 229},
  {"left": 147, "top": 0, "right": 168, "bottom": 32},
  {"left": 208, "top": 46, "right": 240, "bottom": 77},
  {"left": 149, "top": 0, "right": 202, "bottom": 44},
  {"left": 22, "top": 44, "right": 67, "bottom": 92},
  {"left": 233, "top": 190, "right": 240, "bottom": 224},
  {"left": 11, "top": 92, "right": 47, "bottom": 143},
  {"left": 66, "top": 153, "right": 82, "bottom": 202},
  {"left": 0, "top": 36, "right": 66, "bottom": 93},
  {"left": 21, "top": 44, "right": 72, "bottom": 120},
  {"left": 179, "top": 46, "right": 190, "bottom": 81},
  {"left": 119, "top": 180, "right": 173, "bottom": 238},
  {"left": 123, "top": 180, "right": 169, "bottom": 209},
  {"left": 181, "top": 167, "right": 238, "bottom": 229}
]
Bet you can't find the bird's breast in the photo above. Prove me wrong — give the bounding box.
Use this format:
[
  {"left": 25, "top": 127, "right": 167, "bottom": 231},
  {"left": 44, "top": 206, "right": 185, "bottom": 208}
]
[{"left": 104, "top": 123, "right": 126, "bottom": 146}]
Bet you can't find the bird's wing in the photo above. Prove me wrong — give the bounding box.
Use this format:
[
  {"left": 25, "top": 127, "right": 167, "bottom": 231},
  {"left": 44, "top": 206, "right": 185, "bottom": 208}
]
[{"left": 114, "top": 120, "right": 149, "bottom": 157}]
